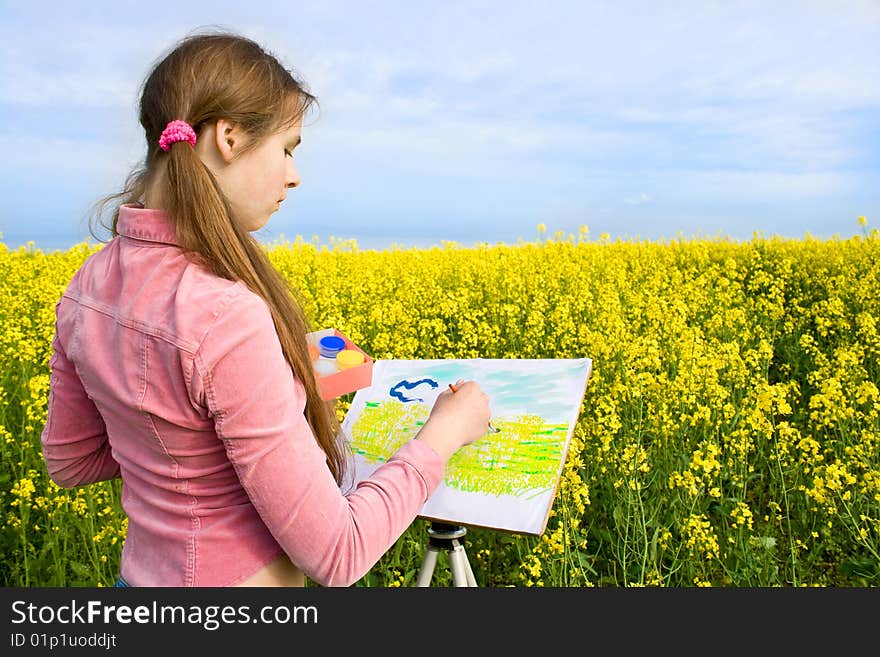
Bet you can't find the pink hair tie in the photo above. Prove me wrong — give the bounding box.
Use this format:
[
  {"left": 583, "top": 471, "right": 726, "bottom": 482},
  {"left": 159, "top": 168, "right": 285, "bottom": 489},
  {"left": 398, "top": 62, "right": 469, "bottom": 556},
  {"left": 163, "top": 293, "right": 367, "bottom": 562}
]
[{"left": 158, "top": 120, "right": 197, "bottom": 152}]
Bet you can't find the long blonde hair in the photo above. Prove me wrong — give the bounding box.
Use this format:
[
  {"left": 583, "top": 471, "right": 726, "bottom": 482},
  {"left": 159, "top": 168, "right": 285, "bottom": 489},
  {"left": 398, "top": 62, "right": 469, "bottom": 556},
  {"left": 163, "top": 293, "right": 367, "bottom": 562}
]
[{"left": 88, "top": 28, "right": 347, "bottom": 484}]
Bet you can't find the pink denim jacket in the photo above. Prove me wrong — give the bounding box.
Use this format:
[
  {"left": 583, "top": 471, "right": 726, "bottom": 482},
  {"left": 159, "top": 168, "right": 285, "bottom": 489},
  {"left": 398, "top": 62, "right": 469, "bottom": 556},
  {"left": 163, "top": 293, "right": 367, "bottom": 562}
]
[{"left": 40, "top": 203, "right": 445, "bottom": 587}]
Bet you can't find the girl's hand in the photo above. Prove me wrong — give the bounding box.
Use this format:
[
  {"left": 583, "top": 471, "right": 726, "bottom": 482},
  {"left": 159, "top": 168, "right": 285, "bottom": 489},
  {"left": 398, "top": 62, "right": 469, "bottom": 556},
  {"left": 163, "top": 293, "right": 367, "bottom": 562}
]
[{"left": 415, "top": 379, "right": 492, "bottom": 461}]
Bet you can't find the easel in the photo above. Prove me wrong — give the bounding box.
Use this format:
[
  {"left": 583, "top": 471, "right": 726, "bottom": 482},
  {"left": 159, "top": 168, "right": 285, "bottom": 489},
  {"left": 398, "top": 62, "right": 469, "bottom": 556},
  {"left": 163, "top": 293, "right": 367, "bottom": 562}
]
[{"left": 415, "top": 521, "right": 478, "bottom": 587}]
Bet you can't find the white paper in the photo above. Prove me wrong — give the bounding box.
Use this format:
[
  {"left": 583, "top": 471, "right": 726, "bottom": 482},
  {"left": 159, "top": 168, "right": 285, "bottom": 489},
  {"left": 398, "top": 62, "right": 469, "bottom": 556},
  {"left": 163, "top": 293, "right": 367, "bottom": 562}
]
[{"left": 341, "top": 358, "right": 592, "bottom": 535}]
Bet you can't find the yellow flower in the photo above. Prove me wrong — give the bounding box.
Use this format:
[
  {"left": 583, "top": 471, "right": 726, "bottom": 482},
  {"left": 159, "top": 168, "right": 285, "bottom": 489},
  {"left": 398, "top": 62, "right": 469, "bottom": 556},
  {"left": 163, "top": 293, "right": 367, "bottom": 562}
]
[
  {"left": 11, "top": 477, "right": 36, "bottom": 501},
  {"left": 857, "top": 215, "right": 867, "bottom": 226}
]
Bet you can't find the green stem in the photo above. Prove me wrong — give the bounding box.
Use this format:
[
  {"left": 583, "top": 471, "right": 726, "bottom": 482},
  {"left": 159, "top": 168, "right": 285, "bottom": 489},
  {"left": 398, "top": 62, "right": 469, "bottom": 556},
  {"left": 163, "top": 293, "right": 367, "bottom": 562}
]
[{"left": 771, "top": 424, "right": 798, "bottom": 586}]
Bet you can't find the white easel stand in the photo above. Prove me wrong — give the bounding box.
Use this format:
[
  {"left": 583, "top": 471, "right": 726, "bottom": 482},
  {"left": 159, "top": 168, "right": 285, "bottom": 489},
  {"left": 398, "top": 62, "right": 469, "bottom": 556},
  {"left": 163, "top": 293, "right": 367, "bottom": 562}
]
[{"left": 415, "top": 522, "right": 478, "bottom": 587}]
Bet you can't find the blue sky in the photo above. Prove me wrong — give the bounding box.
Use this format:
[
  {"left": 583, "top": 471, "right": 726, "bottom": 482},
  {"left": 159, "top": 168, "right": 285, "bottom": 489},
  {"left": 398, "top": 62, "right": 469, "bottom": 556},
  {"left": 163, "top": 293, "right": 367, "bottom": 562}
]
[{"left": 1, "top": 1, "right": 878, "bottom": 252}]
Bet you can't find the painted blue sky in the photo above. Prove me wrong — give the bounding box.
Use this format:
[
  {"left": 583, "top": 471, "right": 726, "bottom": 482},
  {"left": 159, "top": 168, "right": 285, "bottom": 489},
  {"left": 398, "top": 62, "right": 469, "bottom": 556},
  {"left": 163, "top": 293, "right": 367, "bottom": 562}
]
[
  {"left": 1, "top": 1, "right": 878, "bottom": 252},
  {"left": 359, "top": 358, "right": 591, "bottom": 423}
]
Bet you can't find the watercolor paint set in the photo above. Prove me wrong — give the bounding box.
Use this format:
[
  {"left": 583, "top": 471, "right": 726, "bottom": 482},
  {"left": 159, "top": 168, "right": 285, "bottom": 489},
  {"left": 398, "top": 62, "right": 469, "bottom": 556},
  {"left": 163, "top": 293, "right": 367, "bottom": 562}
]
[{"left": 305, "top": 328, "right": 374, "bottom": 400}]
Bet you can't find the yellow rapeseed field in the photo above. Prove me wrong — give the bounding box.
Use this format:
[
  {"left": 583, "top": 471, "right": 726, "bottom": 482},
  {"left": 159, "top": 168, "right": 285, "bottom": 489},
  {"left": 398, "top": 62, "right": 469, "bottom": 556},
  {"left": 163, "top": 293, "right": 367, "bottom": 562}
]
[{"left": 2, "top": 222, "right": 878, "bottom": 587}]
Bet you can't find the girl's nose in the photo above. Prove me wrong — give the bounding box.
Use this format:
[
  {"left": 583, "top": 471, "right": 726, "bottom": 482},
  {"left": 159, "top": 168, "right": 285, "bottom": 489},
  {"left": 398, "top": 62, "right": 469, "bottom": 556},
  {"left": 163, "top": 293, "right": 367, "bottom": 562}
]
[{"left": 287, "top": 160, "right": 301, "bottom": 188}]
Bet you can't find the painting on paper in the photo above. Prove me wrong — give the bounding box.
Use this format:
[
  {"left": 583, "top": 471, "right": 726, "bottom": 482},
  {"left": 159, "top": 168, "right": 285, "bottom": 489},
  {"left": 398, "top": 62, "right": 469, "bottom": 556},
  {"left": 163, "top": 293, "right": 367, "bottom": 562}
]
[{"left": 340, "top": 358, "right": 592, "bottom": 535}]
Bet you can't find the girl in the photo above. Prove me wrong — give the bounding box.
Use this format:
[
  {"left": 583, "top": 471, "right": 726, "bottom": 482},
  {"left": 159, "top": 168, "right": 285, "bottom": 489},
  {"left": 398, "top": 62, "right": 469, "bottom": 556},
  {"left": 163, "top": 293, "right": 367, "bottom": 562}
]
[{"left": 40, "top": 28, "right": 491, "bottom": 587}]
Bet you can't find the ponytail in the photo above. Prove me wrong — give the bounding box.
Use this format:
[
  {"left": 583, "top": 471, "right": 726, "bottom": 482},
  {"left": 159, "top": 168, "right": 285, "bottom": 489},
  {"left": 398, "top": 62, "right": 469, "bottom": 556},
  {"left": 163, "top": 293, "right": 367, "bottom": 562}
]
[{"left": 164, "top": 138, "right": 345, "bottom": 483}]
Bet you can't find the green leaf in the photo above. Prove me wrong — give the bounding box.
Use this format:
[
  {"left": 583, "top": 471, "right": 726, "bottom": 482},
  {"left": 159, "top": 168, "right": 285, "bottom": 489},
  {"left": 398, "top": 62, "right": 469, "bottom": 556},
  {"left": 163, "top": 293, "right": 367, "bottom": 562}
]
[
  {"left": 577, "top": 551, "right": 598, "bottom": 576},
  {"left": 751, "top": 536, "right": 776, "bottom": 550}
]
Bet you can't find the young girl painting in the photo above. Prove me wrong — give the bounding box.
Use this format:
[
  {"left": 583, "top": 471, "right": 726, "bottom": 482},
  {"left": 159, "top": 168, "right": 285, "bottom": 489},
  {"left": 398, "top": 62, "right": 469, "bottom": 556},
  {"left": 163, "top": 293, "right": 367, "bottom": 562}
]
[{"left": 40, "top": 28, "right": 491, "bottom": 587}]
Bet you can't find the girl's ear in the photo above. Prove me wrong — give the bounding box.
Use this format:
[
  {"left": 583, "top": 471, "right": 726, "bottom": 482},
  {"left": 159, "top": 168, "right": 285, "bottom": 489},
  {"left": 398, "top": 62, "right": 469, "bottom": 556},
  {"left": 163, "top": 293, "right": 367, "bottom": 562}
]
[{"left": 213, "top": 119, "right": 246, "bottom": 163}]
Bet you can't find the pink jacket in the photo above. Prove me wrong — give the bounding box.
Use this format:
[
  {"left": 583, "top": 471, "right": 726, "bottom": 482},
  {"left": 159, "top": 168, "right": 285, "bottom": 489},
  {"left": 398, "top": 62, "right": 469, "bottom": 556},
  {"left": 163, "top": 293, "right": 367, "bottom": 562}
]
[{"left": 40, "top": 203, "right": 444, "bottom": 587}]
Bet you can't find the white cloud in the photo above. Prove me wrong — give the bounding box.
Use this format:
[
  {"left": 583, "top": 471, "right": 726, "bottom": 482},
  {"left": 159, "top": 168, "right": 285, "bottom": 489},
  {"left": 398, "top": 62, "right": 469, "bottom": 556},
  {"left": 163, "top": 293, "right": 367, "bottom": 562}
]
[
  {"left": 0, "top": 19, "right": 186, "bottom": 108},
  {"left": 0, "top": 66, "right": 134, "bottom": 108},
  {"left": 675, "top": 170, "right": 854, "bottom": 201},
  {"left": 0, "top": 132, "right": 142, "bottom": 179},
  {"left": 624, "top": 193, "right": 652, "bottom": 206}
]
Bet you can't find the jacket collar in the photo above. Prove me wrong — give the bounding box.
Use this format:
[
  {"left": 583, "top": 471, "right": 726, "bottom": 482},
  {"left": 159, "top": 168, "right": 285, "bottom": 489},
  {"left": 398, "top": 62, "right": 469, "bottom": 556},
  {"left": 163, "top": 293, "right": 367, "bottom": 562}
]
[{"left": 117, "top": 203, "right": 180, "bottom": 246}]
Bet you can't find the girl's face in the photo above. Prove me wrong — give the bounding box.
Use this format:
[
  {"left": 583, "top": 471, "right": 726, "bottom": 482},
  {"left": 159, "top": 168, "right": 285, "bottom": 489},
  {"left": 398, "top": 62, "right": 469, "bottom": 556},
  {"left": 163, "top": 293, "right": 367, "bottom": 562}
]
[{"left": 204, "top": 119, "right": 302, "bottom": 233}]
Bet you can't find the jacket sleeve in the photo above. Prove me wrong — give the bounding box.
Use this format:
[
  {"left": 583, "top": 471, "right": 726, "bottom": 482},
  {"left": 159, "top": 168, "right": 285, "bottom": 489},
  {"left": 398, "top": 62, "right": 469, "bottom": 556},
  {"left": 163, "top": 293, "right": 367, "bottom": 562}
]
[
  {"left": 191, "top": 291, "right": 446, "bottom": 587},
  {"left": 40, "top": 296, "right": 120, "bottom": 487}
]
